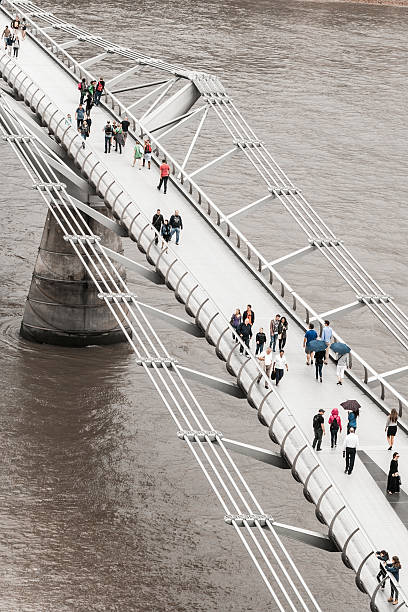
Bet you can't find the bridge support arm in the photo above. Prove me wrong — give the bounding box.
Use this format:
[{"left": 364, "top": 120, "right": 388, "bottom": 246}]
[
  {"left": 216, "top": 437, "right": 289, "bottom": 468},
  {"left": 177, "top": 365, "right": 245, "bottom": 397}
]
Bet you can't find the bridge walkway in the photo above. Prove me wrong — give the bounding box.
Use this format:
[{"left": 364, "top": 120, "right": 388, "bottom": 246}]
[{"left": 4, "top": 21, "right": 408, "bottom": 598}]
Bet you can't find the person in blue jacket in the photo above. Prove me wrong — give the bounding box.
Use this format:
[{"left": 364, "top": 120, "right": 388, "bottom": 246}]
[
  {"left": 386, "top": 555, "right": 401, "bottom": 605},
  {"left": 347, "top": 406, "right": 359, "bottom": 434}
]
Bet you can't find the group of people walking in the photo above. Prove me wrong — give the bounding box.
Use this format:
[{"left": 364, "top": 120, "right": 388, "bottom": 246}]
[
  {"left": 376, "top": 551, "right": 402, "bottom": 606},
  {"left": 2, "top": 15, "right": 27, "bottom": 57},
  {"left": 152, "top": 208, "right": 183, "bottom": 246}
]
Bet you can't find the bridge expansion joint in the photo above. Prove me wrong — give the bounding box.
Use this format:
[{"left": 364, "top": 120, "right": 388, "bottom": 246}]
[
  {"left": 224, "top": 514, "right": 273, "bottom": 527},
  {"left": 177, "top": 430, "right": 223, "bottom": 442}
]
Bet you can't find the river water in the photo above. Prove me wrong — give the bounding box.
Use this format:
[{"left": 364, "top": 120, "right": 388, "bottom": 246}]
[{"left": 0, "top": 0, "right": 407, "bottom": 610}]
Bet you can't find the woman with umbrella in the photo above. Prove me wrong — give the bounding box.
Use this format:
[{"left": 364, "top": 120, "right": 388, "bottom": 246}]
[
  {"left": 332, "top": 342, "right": 351, "bottom": 386},
  {"left": 387, "top": 452, "right": 401, "bottom": 495},
  {"left": 341, "top": 399, "right": 360, "bottom": 433}
]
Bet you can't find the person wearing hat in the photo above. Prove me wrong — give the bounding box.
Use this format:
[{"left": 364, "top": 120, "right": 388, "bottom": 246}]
[{"left": 312, "top": 409, "right": 325, "bottom": 451}]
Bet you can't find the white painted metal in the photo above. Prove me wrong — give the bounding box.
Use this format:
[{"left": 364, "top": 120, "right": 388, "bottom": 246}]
[
  {"left": 189, "top": 146, "right": 237, "bottom": 179},
  {"left": 177, "top": 365, "right": 245, "bottom": 397},
  {"left": 79, "top": 51, "right": 108, "bottom": 69},
  {"left": 227, "top": 194, "right": 272, "bottom": 223},
  {"left": 262, "top": 245, "right": 315, "bottom": 270}
]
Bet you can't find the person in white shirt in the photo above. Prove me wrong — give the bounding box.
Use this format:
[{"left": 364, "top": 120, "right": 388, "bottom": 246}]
[
  {"left": 343, "top": 427, "right": 359, "bottom": 475},
  {"left": 322, "top": 319, "right": 333, "bottom": 364},
  {"left": 257, "top": 347, "right": 273, "bottom": 389},
  {"left": 273, "top": 350, "right": 288, "bottom": 386}
]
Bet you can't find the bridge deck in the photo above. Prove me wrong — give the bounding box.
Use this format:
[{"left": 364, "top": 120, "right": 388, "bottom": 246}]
[{"left": 3, "top": 15, "right": 408, "bottom": 600}]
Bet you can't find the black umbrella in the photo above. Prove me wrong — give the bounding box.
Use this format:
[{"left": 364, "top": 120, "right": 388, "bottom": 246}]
[{"left": 341, "top": 400, "right": 361, "bottom": 411}]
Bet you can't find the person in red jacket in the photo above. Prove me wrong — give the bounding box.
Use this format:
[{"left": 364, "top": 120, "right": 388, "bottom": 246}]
[
  {"left": 157, "top": 159, "right": 170, "bottom": 194},
  {"left": 329, "top": 408, "right": 342, "bottom": 448}
]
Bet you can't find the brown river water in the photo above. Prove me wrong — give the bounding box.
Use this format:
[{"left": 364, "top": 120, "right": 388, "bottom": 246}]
[{"left": 0, "top": 0, "right": 407, "bottom": 609}]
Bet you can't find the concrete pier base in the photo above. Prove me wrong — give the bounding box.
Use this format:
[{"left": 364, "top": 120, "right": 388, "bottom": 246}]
[{"left": 20, "top": 205, "right": 131, "bottom": 347}]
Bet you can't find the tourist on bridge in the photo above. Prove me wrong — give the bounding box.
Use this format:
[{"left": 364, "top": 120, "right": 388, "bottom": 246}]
[
  {"left": 161, "top": 219, "right": 171, "bottom": 245},
  {"left": 230, "top": 309, "right": 242, "bottom": 341},
  {"left": 269, "top": 314, "right": 280, "bottom": 351},
  {"left": 21, "top": 18, "right": 27, "bottom": 40},
  {"left": 342, "top": 427, "right": 358, "bottom": 474},
  {"left": 103, "top": 120, "right": 113, "bottom": 153},
  {"left": 375, "top": 550, "right": 389, "bottom": 589},
  {"left": 2, "top": 25, "right": 11, "bottom": 51},
  {"left": 387, "top": 452, "right": 401, "bottom": 495},
  {"left": 346, "top": 405, "right": 359, "bottom": 433},
  {"left": 385, "top": 408, "right": 399, "bottom": 451},
  {"left": 152, "top": 209, "right": 164, "bottom": 245},
  {"left": 312, "top": 409, "right": 325, "bottom": 451},
  {"left": 11, "top": 15, "right": 20, "bottom": 32},
  {"left": 94, "top": 77, "right": 105, "bottom": 106},
  {"left": 121, "top": 117, "right": 130, "bottom": 145},
  {"left": 304, "top": 322, "right": 317, "bottom": 365},
  {"left": 114, "top": 124, "right": 125, "bottom": 154},
  {"left": 65, "top": 113, "right": 72, "bottom": 126},
  {"left": 6, "top": 31, "right": 13, "bottom": 55},
  {"left": 75, "top": 104, "right": 85, "bottom": 129},
  {"left": 169, "top": 210, "right": 183, "bottom": 245},
  {"left": 157, "top": 159, "right": 170, "bottom": 194},
  {"left": 315, "top": 350, "right": 325, "bottom": 383},
  {"left": 88, "top": 80, "right": 97, "bottom": 101},
  {"left": 336, "top": 352, "right": 349, "bottom": 386},
  {"left": 257, "top": 347, "right": 273, "bottom": 389},
  {"left": 143, "top": 138, "right": 152, "bottom": 169},
  {"left": 243, "top": 305, "right": 255, "bottom": 326},
  {"left": 255, "top": 327, "right": 266, "bottom": 355},
  {"left": 132, "top": 141, "right": 143, "bottom": 168},
  {"left": 238, "top": 318, "right": 252, "bottom": 355},
  {"left": 328, "top": 408, "right": 342, "bottom": 448},
  {"left": 322, "top": 320, "right": 333, "bottom": 364},
  {"left": 278, "top": 316, "right": 288, "bottom": 351},
  {"left": 80, "top": 120, "right": 89, "bottom": 148},
  {"left": 85, "top": 114, "right": 92, "bottom": 134},
  {"left": 386, "top": 555, "right": 401, "bottom": 605},
  {"left": 273, "top": 349, "right": 288, "bottom": 386},
  {"left": 85, "top": 92, "right": 94, "bottom": 117},
  {"left": 78, "top": 77, "right": 88, "bottom": 105},
  {"left": 13, "top": 35, "right": 20, "bottom": 58}
]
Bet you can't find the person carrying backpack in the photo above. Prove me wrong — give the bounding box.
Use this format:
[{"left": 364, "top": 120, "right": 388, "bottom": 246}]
[
  {"left": 103, "top": 120, "right": 113, "bottom": 153},
  {"left": 94, "top": 77, "right": 105, "bottom": 106},
  {"left": 143, "top": 138, "right": 152, "bottom": 169},
  {"left": 161, "top": 219, "right": 171, "bottom": 246},
  {"left": 312, "top": 409, "right": 325, "bottom": 451},
  {"left": 328, "top": 408, "right": 342, "bottom": 448},
  {"left": 78, "top": 78, "right": 87, "bottom": 105}
]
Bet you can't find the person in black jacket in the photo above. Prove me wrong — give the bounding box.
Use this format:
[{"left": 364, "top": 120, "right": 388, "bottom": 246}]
[
  {"left": 238, "top": 318, "right": 252, "bottom": 355},
  {"left": 376, "top": 550, "right": 389, "bottom": 588},
  {"left": 242, "top": 304, "right": 255, "bottom": 326},
  {"left": 278, "top": 316, "right": 288, "bottom": 351},
  {"left": 152, "top": 209, "right": 164, "bottom": 245},
  {"left": 255, "top": 328, "right": 266, "bottom": 355},
  {"left": 169, "top": 210, "right": 183, "bottom": 245}
]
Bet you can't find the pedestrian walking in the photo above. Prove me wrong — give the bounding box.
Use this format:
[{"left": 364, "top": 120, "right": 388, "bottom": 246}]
[
  {"left": 114, "top": 125, "right": 125, "bottom": 154},
  {"left": 11, "top": 14, "right": 20, "bottom": 32},
  {"left": 312, "top": 409, "right": 325, "bottom": 451},
  {"left": 269, "top": 314, "right": 280, "bottom": 351},
  {"left": 336, "top": 352, "right": 349, "bottom": 385},
  {"left": 94, "top": 77, "right": 105, "bottom": 106},
  {"left": 238, "top": 318, "right": 252, "bottom": 355},
  {"left": 322, "top": 319, "right": 333, "bottom": 364},
  {"left": 386, "top": 556, "right": 401, "bottom": 605},
  {"left": 161, "top": 219, "right": 171, "bottom": 245},
  {"left": 230, "top": 308, "right": 242, "bottom": 341},
  {"left": 273, "top": 349, "right": 288, "bottom": 386},
  {"left": 315, "top": 350, "right": 325, "bottom": 383},
  {"left": 88, "top": 80, "right": 97, "bottom": 101},
  {"left": 80, "top": 120, "right": 89, "bottom": 148},
  {"left": 347, "top": 405, "right": 359, "bottom": 434},
  {"left": 12, "top": 35, "right": 19, "bottom": 57},
  {"left": 2, "top": 26, "right": 11, "bottom": 51},
  {"left": 255, "top": 327, "right": 266, "bottom": 355},
  {"left": 169, "top": 210, "right": 183, "bottom": 245},
  {"left": 103, "top": 120, "right": 113, "bottom": 153},
  {"left": 143, "top": 138, "right": 152, "bottom": 169},
  {"left": 21, "top": 18, "right": 27, "bottom": 40},
  {"left": 6, "top": 31, "right": 13, "bottom": 55},
  {"left": 343, "top": 427, "right": 358, "bottom": 474},
  {"left": 78, "top": 78, "right": 87, "bottom": 105},
  {"left": 121, "top": 116, "right": 130, "bottom": 145},
  {"left": 243, "top": 305, "right": 255, "bottom": 326},
  {"left": 85, "top": 92, "right": 94, "bottom": 117},
  {"left": 328, "top": 408, "right": 342, "bottom": 448},
  {"left": 278, "top": 316, "right": 288, "bottom": 351},
  {"left": 387, "top": 452, "right": 401, "bottom": 495},
  {"left": 75, "top": 104, "right": 85, "bottom": 129},
  {"left": 385, "top": 409, "right": 398, "bottom": 451},
  {"left": 132, "top": 141, "right": 143, "bottom": 168},
  {"left": 257, "top": 347, "right": 273, "bottom": 389},
  {"left": 376, "top": 550, "right": 389, "bottom": 589},
  {"left": 152, "top": 209, "right": 164, "bottom": 245},
  {"left": 304, "top": 323, "right": 318, "bottom": 365},
  {"left": 65, "top": 113, "right": 72, "bottom": 126},
  {"left": 85, "top": 114, "right": 92, "bottom": 134},
  {"left": 157, "top": 159, "right": 170, "bottom": 193}
]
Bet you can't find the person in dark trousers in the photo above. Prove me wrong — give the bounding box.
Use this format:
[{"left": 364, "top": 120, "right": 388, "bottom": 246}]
[
  {"left": 328, "top": 408, "right": 342, "bottom": 448},
  {"left": 270, "top": 314, "right": 280, "bottom": 351},
  {"left": 143, "top": 138, "right": 152, "bottom": 169},
  {"left": 75, "top": 104, "right": 85, "bottom": 129},
  {"left": 315, "top": 350, "right": 325, "bottom": 383},
  {"left": 386, "top": 556, "right": 401, "bottom": 605},
  {"left": 273, "top": 350, "right": 288, "bottom": 386},
  {"left": 278, "top": 316, "right": 288, "bottom": 350},
  {"left": 85, "top": 93, "right": 94, "bottom": 117},
  {"left": 78, "top": 78, "right": 87, "bottom": 105},
  {"left": 243, "top": 305, "right": 255, "bottom": 327},
  {"left": 312, "top": 409, "right": 325, "bottom": 451},
  {"left": 161, "top": 219, "right": 171, "bottom": 246},
  {"left": 88, "top": 80, "right": 97, "bottom": 101},
  {"left": 114, "top": 125, "right": 125, "bottom": 154},
  {"left": 169, "top": 210, "right": 183, "bottom": 245},
  {"left": 94, "top": 77, "right": 105, "bottom": 106},
  {"left": 157, "top": 159, "right": 170, "bottom": 194},
  {"left": 85, "top": 114, "right": 92, "bottom": 134},
  {"left": 121, "top": 116, "right": 130, "bottom": 145},
  {"left": 80, "top": 120, "right": 89, "bottom": 148},
  {"left": 343, "top": 427, "right": 358, "bottom": 474},
  {"left": 347, "top": 406, "right": 359, "bottom": 433},
  {"left": 103, "top": 120, "right": 113, "bottom": 153},
  {"left": 257, "top": 347, "right": 273, "bottom": 389},
  {"left": 152, "top": 209, "right": 164, "bottom": 245},
  {"left": 230, "top": 309, "right": 242, "bottom": 342},
  {"left": 387, "top": 452, "right": 400, "bottom": 495},
  {"left": 238, "top": 318, "right": 252, "bottom": 355},
  {"left": 375, "top": 550, "right": 389, "bottom": 589},
  {"left": 304, "top": 322, "right": 318, "bottom": 365},
  {"left": 12, "top": 35, "right": 19, "bottom": 57},
  {"left": 255, "top": 327, "right": 266, "bottom": 355}
]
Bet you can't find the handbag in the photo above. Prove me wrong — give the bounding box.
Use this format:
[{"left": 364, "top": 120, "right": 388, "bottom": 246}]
[{"left": 271, "top": 367, "right": 276, "bottom": 380}]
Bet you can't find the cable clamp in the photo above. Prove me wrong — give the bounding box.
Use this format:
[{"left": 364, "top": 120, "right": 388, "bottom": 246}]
[
  {"left": 63, "top": 234, "right": 101, "bottom": 244},
  {"left": 135, "top": 357, "right": 178, "bottom": 368},
  {"left": 3, "top": 134, "right": 32, "bottom": 143},
  {"left": 177, "top": 430, "right": 223, "bottom": 442},
  {"left": 357, "top": 294, "right": 393, "bottom": 303},
  {"left": 308, "top": 239, "right": 343, "bottom": 247},
  {"left": 269, "top": 186, "right": 302, "bottom": 196},
  {"left": 97, "top": 292, "right": 136, "bottom": 303},
  {"left": 234, "top": 139, "right": 263, "bottom": 148},
  {"left": 224, "top": 513, "right": 273, "bottom": 527},
  {"left": 32, "top": 182, "right": 67, "bottom": 192}
]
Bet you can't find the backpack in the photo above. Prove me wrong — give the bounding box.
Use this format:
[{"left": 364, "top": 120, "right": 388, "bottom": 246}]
[
  {"left": 77, "top": 82, "right": 82, "bottom": 90},
  {"left": 97, "top": 82, "right": 104, "bottom": 91},
  {"left": 104, "top": 124, "right": 112, "bottom": 135},
  {"left": 145, "top": 142, "right": 152, "bottom": 153},
  {"left": 313, "top": 414, "right": 321, "bottom": 430},
  {"left": 330, "top": 417, "right": 339, "bottom": 431}
]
